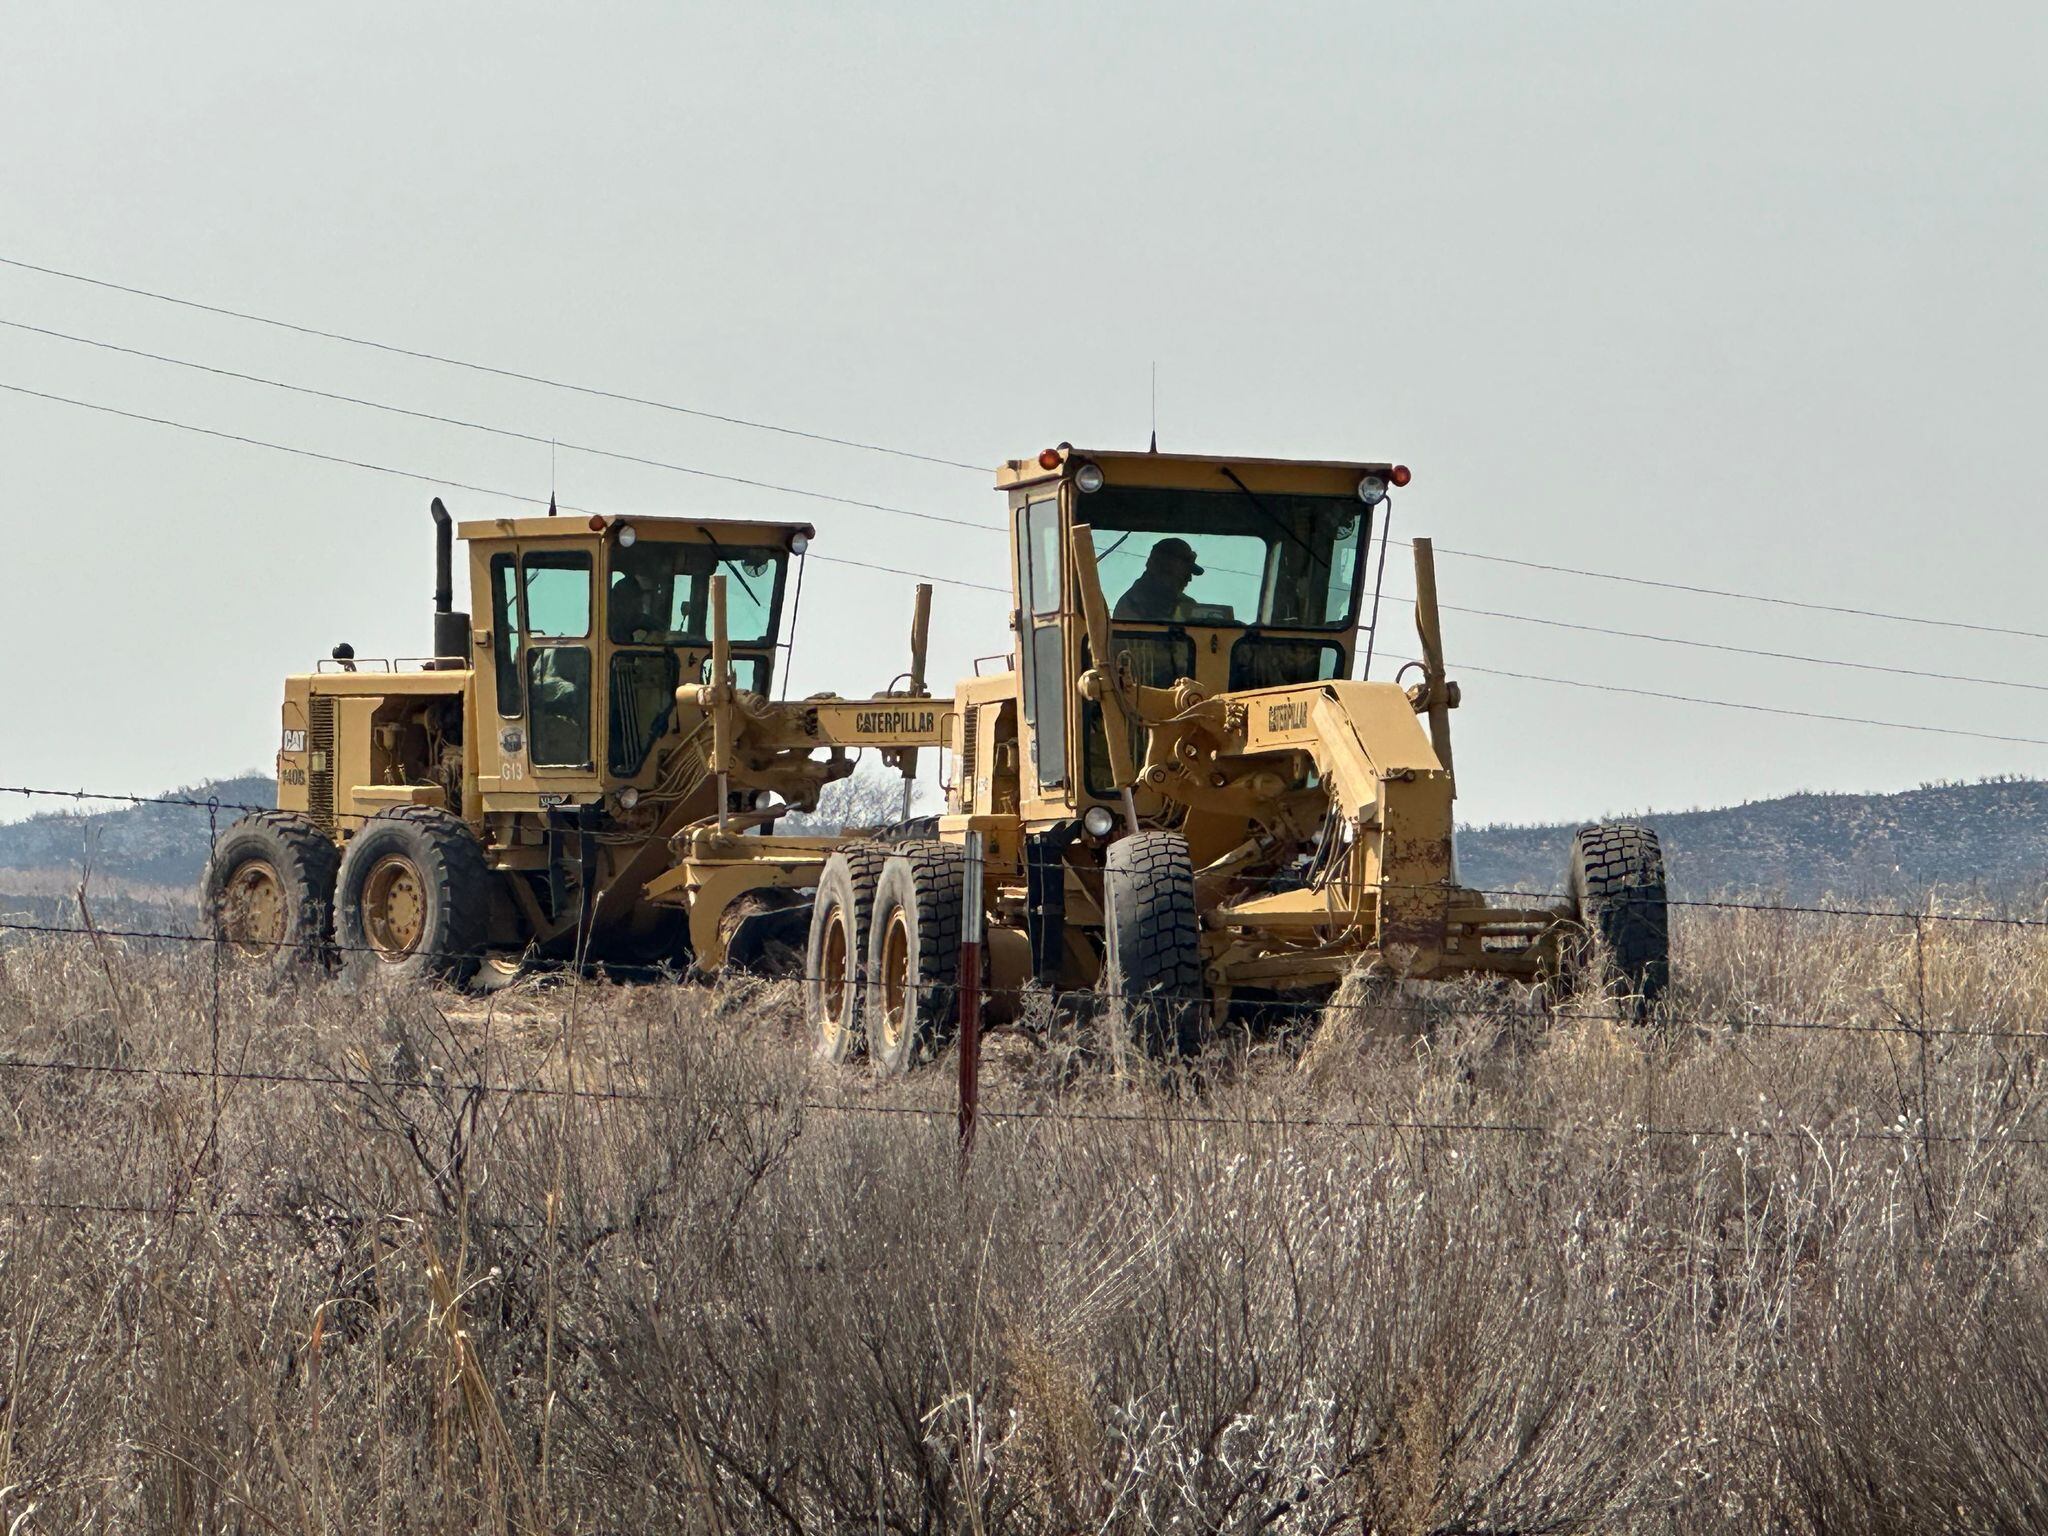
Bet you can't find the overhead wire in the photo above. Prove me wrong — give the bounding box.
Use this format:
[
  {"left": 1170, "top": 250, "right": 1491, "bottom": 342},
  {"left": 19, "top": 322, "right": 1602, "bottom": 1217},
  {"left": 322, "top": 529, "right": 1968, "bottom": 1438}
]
[
  {"left": 7, "top": 293, "right": 2048, "bottom": 748},
  {"left": 1381, "top": 591, "right": 2048, "bottom": 695},
  {"left": 0, "top": 359, "right": 2037, "bottom": 744},
  {"left": 0, "top": 252, "right": 986, "bottom": 471},
  {"left": 0, "top": 379, "right": 1003, "bottom": 596},
  {"left": 0, "top": 315, "right": 1001, "bottom": 533},
  {"left": 7, "top": 250, "right": 2045, "bottom": 643},
  {"left": 1377, "top": 651, "right": 2048, "bottom": 750}
]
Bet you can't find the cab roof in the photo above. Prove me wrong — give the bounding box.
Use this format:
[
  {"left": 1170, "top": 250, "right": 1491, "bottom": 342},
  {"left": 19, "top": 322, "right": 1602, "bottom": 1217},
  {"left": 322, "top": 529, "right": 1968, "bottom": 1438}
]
[
  {"left": 455, "top": 512, "right": 816, "bottom": 544},
  {"left": 995, "top": 445, "right": 1404, "bottom": 497}
]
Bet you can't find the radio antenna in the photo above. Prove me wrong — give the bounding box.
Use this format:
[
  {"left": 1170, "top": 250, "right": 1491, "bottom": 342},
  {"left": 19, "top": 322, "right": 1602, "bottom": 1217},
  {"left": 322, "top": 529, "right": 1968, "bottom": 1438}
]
[{"left": 1149, "top": 361, "right": 1158, "bottom": 452}]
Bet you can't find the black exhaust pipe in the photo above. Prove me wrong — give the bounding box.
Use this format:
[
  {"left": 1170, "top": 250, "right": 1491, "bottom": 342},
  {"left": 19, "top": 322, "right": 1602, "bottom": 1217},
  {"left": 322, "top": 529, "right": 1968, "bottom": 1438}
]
[
  {"left": 429, "top": 497, "right": 470, "bottom": 665},
  {"left": 431, "top": 497, "right": 453, "bottom": 613}
]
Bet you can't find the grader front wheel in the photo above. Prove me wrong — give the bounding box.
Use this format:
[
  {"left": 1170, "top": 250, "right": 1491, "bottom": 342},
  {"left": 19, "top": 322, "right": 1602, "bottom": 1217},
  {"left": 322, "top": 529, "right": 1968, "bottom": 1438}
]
[
  {"left": 1565, "top": 822, "right": 1671, "bottom": 1021},
  {"left": 1102, "top": 832, "right": 1206, "bottom": 1057}
]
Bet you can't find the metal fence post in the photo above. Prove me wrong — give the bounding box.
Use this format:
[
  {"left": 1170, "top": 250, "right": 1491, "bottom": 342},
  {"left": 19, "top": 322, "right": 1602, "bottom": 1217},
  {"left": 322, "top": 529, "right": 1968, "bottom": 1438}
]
[{"left": 958, "top": 829, "right": 985, "bottom": 1166}]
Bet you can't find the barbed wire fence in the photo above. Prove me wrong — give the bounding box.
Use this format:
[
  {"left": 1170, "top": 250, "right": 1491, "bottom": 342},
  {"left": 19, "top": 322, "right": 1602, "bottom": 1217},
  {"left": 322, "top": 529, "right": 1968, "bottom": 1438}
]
[{"left": 6, "top": 774, "right": 2048, "bottom": 1232}]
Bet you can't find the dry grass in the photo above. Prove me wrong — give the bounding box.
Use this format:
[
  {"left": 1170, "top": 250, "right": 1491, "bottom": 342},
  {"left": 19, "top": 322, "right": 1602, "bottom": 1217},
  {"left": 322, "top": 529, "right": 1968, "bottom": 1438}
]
[{"left": 2, "top": 905, "right": 2047, "bottom": 1532}]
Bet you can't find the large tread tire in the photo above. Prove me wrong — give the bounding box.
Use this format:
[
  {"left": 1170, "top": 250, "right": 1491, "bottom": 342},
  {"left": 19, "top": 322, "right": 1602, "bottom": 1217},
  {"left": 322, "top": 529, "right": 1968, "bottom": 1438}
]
[
  {"left": 1566, "top": 822, "right": 1670, "bottom": 1020},
  {"left": 201, "top": 811, "right": 341, "bottom": 967},
  {"left": 863, "top": 842, "right": 968, "bottom": 1077},
  {"left": 805, "top": 844, "right": 891, "bottom": 1063},
  {"left": 334, "top": 807, "right": 492, "bottom": 986},
  {"left": 1102, "top": 831, "right": 1206, "bottom": 1057}
]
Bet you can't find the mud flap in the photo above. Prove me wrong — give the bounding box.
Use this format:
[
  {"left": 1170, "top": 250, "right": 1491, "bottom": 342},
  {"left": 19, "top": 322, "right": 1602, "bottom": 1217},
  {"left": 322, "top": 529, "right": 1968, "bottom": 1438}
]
[{"left": 1024, "top": 822, "right": 1081, "bottom": 987}]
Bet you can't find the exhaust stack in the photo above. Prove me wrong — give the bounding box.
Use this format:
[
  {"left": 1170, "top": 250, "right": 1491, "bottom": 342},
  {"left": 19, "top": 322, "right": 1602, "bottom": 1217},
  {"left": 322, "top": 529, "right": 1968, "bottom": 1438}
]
[{"left": 429, "top": 497, "right": 470, "bottom": 665}]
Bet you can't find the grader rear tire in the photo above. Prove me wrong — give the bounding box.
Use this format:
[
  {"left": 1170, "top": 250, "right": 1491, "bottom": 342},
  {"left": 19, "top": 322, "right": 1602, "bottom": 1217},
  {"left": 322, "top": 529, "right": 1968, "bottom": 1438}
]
[
  {"left": 863, "top": 842, "right": 967, "bottom": 1077},
  {"left": 1566, "top": 822, "right": 1670, "bottom": 1020},
  {"left": 1102, "top": 831, "right": 1206, "bottom": 1058},
  {"left": 805, "top": 845, "right": 891, "bottom": 1064},
  {"left": 334, "top": 808, "right": 492, "bottom": 986},
  {"left": 201, "top": 811, "right": 340, "bottom": 967}
]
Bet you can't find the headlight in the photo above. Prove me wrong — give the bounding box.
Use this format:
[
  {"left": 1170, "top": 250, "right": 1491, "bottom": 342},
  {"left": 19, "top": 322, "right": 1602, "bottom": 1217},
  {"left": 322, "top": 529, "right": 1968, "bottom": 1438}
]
[
  {"left": 1075, "top": 462, "right": 1105, "bottom": 494},
  {"left": 616, "top": 523, "right": 637, "bottom": 547},
  {"left": 1083, "top": 805, "right": 1117, "bottom": 837},
  {"left": 753, "top": 790, "right": 779, "bottom": 811},
  {"left": 616, "top": 785, "right": 640, "bottom": 810},
  {"left": 1357, "top": 474, "right": 1388, "bottom": 506},
  {"left": 790, "top": 532, "right": 810, "bottom": 555}
]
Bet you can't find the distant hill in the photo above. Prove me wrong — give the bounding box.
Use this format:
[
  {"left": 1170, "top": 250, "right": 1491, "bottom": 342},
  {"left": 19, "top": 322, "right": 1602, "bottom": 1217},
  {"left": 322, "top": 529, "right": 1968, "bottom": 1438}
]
[
  {"left": 5, "top": 773, "right": 2046, "bottom": 911},
  {"left": 0, "top": 774, "right": 275, "bottom": 891},
  {"left": 1458, "top": 777, "right": 2048, "bottom": 904}
]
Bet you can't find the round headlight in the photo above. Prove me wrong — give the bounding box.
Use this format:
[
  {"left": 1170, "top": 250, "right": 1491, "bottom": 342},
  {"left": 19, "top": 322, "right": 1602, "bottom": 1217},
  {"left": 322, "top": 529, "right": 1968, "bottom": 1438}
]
[
  {"left": 789, "top": 532, "right": 810, "bottom": 555},
  {"left": 1074, "top": 462, "right": 1105, "bottom": 494},
  {"left": 1357, "top": 474, "right": 1388, "bottom": 506},
  {"left": 616, "top": 523, "right": 637, "bottom": 548},
  {"left": 752, "top": 790, "right": 779, "bottom": 811},
  {"left": 616, "top": 785, "right": 640, "bottom": 810},
  {"left": 1082, "top": 805, "right": 1117, "bottom": 838}
]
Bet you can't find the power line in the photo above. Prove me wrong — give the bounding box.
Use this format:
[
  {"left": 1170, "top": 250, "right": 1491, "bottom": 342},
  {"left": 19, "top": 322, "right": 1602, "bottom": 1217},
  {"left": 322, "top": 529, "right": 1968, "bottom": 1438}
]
[
  {"left": 7, "top": 373, "right": 2043, "bottom": 744},
  {"left": 1431, "top": 544, "right": 2048, "bottom": 643},
  {"left": 0, "top": 379, "right": 1002, "bottom": 596},
  {"left": 11, "top": 250, "right": 2046, "bottom": 648},
  {"left": 1385, "top": 651, "right": 2048, "bottom": 750},
  {"left": 0, "top": 315, "right": 1001, "bottom": 534},
  {"left": 1388, "top": 592, "right": 2048, "bottom": 696},
  {"left": 0, "top": 252, "right": 986, "bottom": 472}
]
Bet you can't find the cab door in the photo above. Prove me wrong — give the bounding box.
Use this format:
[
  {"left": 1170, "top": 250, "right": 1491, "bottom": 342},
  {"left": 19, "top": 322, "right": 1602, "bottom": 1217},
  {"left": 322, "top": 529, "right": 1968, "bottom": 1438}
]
[
  {"left": 1015, "top": 494, "right": 1070, "bottom": 802},
  {"left": 479, "top": 543, "right": 599, "bottom": 788}
]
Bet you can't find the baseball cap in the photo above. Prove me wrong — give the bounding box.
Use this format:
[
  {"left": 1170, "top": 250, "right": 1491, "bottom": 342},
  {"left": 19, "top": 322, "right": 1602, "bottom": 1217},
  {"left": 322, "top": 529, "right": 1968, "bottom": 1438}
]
[{"left": 1150, "top": 536, "right": 1205, "bottom": 575}]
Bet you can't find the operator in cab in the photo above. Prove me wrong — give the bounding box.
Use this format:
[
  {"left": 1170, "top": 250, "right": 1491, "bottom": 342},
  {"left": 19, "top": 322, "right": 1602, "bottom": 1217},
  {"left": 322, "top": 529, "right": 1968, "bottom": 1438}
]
[{"left": 1113, "top": 537, "right": 1204, "bottom": 622}]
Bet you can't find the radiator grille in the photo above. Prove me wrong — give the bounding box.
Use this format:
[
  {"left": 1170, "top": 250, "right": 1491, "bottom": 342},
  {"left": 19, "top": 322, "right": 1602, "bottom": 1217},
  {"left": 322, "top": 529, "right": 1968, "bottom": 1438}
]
[
  {"left": 957, "top": 704, "right": 979, "bottom": 810},
  {"left": 307, "top": 694, "right": 336, "bottom": 830}
]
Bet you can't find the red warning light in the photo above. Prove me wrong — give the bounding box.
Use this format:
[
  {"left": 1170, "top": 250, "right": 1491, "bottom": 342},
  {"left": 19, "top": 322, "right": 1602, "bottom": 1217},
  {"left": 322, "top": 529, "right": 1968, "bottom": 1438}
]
[
  {"left": 587, "top": 514, "right": 607, "bottom": 532},
  {"left": 1390, "top": 465, "right": 1412, "bottom": 487},
  {"left": 1037, "top": 447, "right": 1062, "bottom": 471}
]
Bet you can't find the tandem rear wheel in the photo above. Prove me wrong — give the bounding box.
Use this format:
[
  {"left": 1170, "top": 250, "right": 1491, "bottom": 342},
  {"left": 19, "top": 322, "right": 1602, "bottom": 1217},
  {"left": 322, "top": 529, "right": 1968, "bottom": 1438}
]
[
  {"left": 804, "top": 844, "right": 891, "bottom": 1063},
  {"left": 863, "top": 842, "right": 967, "bottom": 1077},
  {"left": 202, "top": 810, "right": 341, "bottom": 968},
  {"left": 333, "top": 807, "right": 492, "bottom": 986}
]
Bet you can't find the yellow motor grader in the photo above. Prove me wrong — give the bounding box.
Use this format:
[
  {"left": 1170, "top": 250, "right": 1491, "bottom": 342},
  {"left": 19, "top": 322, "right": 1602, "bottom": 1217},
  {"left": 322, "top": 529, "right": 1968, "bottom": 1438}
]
[
  {"left": 653, "top": 446, "right": 1670, "bottom": 1067},
  {"left": 202, "top": 499, "right": 946, "bottom": 983}
]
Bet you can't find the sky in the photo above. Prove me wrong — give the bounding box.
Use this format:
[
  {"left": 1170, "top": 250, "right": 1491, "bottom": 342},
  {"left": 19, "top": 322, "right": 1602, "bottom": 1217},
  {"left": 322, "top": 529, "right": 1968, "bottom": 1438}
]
[{"left": 4, "top": 1, "right": 2045, "bottom": 828}]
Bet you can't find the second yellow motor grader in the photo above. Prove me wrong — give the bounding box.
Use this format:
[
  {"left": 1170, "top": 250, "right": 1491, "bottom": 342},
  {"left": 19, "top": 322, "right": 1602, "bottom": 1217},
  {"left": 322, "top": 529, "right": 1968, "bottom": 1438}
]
[{"left": 649, "top": 446, "right": 1670, "bottom": 1066}]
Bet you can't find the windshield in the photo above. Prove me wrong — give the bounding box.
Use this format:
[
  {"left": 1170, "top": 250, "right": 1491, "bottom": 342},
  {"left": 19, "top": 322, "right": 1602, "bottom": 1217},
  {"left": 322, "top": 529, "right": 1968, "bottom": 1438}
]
[
  {"left": 1087, "top": 485, "right": 1368, "bottom": 630},
  {"left": 608, "top": 538, "right": 787, "bottom": 646}
]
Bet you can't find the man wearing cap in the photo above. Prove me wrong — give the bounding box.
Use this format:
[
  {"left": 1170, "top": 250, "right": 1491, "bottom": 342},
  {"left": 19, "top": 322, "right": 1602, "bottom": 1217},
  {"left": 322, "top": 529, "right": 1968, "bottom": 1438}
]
[{"left": 1114, "top": 537, "right": 1205, "bottom": 622}]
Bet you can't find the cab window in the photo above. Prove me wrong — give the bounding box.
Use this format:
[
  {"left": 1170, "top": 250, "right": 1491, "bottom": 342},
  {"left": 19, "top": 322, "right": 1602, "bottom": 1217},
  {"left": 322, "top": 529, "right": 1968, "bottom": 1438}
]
[{"left": 609, "top": 540, "right": 783, "bottom": 646}]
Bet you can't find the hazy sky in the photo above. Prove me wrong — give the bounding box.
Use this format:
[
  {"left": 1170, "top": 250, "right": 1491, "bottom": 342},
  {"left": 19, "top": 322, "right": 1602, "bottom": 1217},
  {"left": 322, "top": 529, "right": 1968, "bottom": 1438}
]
[{"left": 5, "top": 1, "right": 2045, "bottom": 828}]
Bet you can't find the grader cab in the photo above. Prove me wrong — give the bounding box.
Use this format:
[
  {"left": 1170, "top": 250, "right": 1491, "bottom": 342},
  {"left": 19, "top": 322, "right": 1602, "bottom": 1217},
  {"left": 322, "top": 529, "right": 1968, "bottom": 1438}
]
[{"left": 664, "top": 445, "right": 1670, "bottom": 1067}]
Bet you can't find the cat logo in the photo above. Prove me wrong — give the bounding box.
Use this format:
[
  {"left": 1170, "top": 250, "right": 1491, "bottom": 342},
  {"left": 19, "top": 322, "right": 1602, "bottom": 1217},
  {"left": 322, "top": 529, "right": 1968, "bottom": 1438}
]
[
  {"left": 1265, "top": 700, "right": 1310, "bottom": 733},
  {"left": 853, "top": 709, "right": 937, "bottom": 735},
  {"left": 281, "top": 729, "right": 307, "bottom": 753}
]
